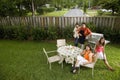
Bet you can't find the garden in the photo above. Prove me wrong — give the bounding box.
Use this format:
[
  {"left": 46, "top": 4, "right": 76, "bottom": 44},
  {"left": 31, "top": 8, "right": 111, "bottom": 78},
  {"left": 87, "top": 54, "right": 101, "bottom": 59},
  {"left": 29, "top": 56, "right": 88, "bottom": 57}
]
[
  {"left": 0, "top": 23, "right": 120, "bottom": 80},
  {"left": 0, "top": 39, "right": 120, "bottom": 80},
  {"left": 0, "top": 0, "right": 120, "bottom": 80}
]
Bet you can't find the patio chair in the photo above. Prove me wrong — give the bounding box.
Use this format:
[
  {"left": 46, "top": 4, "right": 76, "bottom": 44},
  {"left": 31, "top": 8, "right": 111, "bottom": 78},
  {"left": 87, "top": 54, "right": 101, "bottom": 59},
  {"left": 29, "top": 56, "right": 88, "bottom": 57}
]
[
  {"left": 88, "top": 33, "right": 110, "bottom": 51},
  {"left": 79, "top": 54, "right": 98, "bottom": 77},
  {"left": 56, "top": 39, "right": 67, "bottom": 48},
  {"left": 43, "top": 48, "right": 63, "bottom": 70}
]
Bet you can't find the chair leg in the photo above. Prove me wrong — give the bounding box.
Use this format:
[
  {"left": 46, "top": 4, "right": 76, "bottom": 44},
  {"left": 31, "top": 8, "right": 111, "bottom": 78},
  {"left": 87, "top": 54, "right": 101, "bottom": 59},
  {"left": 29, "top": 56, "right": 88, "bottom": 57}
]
[
  {"left": 92, "top": 68, "right": 94, "bottom": 77},
  {"left": 78, "top": 66, "right": 80, "bottom": 74},
  {"left": 61, "top": 62, "right": 63, "bottom": 69},
  {"left": 49, "top": 63, "right": 51, "bottom": 70}
]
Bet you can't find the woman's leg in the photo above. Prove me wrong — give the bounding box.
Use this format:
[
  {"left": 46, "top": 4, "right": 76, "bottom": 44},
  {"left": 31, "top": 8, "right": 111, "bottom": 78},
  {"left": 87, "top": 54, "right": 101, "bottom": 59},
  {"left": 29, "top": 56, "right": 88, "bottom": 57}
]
[
  {"left": 74, "top": 38, "right": 79, "bottom": 46},
  {"left": 103, "top": 59, "right": 114, "bottom": 70},
  {"left": 72, "top": 60, "right": 80, "bottom": 73},
  {"left": 97, "top": 52, "right": 114, "bottom": 71},
  {"left": 103, "top": 54, "right": 114, "bottom": 71}
]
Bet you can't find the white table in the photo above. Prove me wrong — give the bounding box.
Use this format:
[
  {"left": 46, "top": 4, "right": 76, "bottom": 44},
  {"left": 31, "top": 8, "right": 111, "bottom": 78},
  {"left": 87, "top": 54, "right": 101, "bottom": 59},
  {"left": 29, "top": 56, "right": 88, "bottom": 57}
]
[{"left": 57, "top": 45, "right": 82, "bottom": 64}]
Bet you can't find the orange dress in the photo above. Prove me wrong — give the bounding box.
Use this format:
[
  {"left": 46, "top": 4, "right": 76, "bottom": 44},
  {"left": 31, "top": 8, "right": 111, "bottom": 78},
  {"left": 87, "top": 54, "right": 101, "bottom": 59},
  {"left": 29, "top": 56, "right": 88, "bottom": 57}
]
[{"left": 83, "top": 50, "right": 91, "bottom": 61}]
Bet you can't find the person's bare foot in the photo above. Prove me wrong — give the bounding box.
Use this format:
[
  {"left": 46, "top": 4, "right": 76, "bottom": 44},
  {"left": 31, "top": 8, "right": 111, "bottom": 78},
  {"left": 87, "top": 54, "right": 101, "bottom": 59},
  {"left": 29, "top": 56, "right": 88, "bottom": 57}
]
[{"left": 109, "top": 68, "right": 115, "bottom": 71}]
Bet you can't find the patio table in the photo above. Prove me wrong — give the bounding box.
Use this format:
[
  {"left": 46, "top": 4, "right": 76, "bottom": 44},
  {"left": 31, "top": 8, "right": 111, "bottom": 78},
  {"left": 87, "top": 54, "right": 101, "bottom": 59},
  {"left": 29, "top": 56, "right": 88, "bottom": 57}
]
[{"left": 57, "top": 45, "right": 82, "bottom": 64}]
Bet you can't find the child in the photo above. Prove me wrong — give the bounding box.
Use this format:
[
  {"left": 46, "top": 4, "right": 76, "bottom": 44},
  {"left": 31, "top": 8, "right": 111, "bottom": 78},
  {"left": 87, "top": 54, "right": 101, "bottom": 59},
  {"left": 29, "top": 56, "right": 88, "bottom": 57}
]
[
  {"left": 95, "top": 37, "right": 114, "bottom": 71},
  {"left": 73, "top": 23, "right": 80, "bottom": 46},
  {"left": 72, "top": 44, "right": 94, "bottom": 73}
]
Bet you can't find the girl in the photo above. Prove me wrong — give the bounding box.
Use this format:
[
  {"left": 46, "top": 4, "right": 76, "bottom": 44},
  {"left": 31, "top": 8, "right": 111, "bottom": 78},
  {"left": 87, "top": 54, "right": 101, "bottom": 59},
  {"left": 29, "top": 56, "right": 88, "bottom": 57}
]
[
  {"left": 72, "top": 44, "right": 94, "bottom": 73},
  {"left": 73, "top": 23, "right": 80, "bottom": 46},
  {"left": 95, "top": 37, "right": 114, "bottom": 71}
]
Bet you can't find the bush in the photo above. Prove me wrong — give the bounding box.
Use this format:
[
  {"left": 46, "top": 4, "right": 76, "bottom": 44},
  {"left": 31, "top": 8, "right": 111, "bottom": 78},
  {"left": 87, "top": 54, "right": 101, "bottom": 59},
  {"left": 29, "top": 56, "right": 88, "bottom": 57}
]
[
  {"left": 86, "top": 23, "right": 120, "bottom": 43},
  {"left": 86, "top": 22, "right": 96, "bottom": 32},
  {"left": 0, "top": 26, "right": 4, "bottom": 39},
  {"left": 0, "top": 25, "right": 73, "bottom": 41},
  {"left": 97, "top": 10, "right": 104, "bottom": 16},
  {"left": 0, "top": 25, "right": 120, "bottom": 43},
  {"left": 37, "top": 7, "right": 55, "bottom": 14}
]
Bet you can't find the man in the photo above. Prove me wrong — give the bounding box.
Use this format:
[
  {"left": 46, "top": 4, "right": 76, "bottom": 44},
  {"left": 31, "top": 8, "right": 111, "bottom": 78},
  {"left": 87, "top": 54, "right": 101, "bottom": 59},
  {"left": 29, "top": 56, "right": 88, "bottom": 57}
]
[{"left": 78, "top": 23, "right": 92, "bottom": 49}]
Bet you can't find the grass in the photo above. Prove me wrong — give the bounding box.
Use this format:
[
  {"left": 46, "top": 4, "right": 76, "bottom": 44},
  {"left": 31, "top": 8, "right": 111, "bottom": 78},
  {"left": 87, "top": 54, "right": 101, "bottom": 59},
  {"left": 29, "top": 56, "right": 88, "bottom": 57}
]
[
  {"left": 40, "top": 10, "right": 68, "bottom": 16},
  {"left": 87, "top": 9, "right": 120, "bottom": 17},
  {"left": 27, "top": 9, "right": 68, "bottom": 17},
  {"left": 87, "top": 9, "right": 98, "bottom": 16},
  {"left": 0, "top": 40, "right": 120, "bottom": 80}
]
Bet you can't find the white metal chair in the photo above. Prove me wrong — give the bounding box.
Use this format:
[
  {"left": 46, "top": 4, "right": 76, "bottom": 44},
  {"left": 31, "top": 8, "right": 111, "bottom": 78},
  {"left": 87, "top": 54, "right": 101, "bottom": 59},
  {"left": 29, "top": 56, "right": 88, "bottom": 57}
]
[
  {"left": 88, "top": 32, "right": 110, "bottom": 51},
  {"left": 88, "top": 33, "right": 103, "bottom": 46},
  {"left": 56, "top": 39, "right": 67, "bottom": 48},
  {"left": 80, "top": 54, "right": 98, "bottom": 77},
  {"left": 43, "top": 48, "right": 63, "bottom": 70}
]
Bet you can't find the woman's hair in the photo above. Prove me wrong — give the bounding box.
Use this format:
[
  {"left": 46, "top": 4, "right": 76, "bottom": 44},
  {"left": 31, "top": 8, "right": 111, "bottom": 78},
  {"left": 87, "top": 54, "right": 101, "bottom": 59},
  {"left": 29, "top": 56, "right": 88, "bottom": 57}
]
[
  {"left": 85, "top": 44, "right": 92, "bottom": 51},
  {"left": 75, "top": 22, "right": 79, "bottom": 25},
  {"left": 82, "top": 22, "right": 86, "bottom": 25},
  {"left": 98, "top": 37, "right": 105, "bottom": 46},
  {"left": 81, "top": 22, "right": 87, "bottom": 27}
]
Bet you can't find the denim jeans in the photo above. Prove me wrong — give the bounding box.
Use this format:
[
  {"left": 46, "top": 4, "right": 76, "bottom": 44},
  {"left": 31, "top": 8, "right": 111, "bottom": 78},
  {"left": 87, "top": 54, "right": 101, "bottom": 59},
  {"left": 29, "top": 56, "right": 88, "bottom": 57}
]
[{"left": 74, "top": 38, "right": 79, "bottom": 47}]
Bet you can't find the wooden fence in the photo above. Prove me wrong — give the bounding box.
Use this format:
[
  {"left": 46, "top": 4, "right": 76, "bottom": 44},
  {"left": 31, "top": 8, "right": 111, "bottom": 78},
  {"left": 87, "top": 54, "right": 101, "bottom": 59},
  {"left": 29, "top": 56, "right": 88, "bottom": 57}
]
[{"left": 0, "top": 17, "right": 120, "bottom": 29}]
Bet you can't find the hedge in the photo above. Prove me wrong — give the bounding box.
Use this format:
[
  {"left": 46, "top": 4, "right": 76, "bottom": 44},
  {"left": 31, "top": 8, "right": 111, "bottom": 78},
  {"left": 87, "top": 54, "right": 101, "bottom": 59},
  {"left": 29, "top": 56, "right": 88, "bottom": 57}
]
[
  {"left": 0, "top": 26, "right": 74, "bottom": 41},
  {"left": 0, "top": 24, "right": 120, "bottom": 43}
]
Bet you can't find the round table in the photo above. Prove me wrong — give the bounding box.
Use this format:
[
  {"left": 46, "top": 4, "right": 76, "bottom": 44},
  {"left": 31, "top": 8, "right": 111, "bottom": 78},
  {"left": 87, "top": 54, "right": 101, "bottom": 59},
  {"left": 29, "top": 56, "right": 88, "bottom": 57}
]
[{"left": 57, "top": 45, "right": 82, "bottom": 64}]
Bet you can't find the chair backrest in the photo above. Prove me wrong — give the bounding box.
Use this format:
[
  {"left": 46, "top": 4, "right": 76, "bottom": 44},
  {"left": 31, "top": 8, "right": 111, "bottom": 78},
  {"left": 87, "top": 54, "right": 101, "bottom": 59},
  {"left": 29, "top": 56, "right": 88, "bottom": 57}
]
[
  {"left": 89, "top": 33, "right": 104, "bottom": 43},
  {"left": 43, "top": 48, "right": 49, "bottom": 59},
  {"left": 57, "top": 39, "right": 66, "bottom": 48},
  {"left": 83, "top": 54, "right": 97, "bottom": 68}
]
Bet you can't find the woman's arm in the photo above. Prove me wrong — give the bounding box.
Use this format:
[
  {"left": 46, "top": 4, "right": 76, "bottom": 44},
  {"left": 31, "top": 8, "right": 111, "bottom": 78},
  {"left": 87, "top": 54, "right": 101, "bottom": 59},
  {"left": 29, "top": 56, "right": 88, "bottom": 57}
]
[
  {"left": 80, "top": 50, "right": 85, "bottom": 55},
  {"left": 94, "top": 42, "right": 99, "bottom": 53}
]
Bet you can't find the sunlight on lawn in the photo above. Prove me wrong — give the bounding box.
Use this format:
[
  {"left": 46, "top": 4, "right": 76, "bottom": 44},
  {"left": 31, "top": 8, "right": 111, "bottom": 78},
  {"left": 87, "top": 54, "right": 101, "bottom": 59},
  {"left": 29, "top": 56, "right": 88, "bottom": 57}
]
[
  {"left": 41, "top": 10, "right": 68, "bottom": 16},
  {"left": 0, "top": 40, "right": 120, "bottom": 80}
]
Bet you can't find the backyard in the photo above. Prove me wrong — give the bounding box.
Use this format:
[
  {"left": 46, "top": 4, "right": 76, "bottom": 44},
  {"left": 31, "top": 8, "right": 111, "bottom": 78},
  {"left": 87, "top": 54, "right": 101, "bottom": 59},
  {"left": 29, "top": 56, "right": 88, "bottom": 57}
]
[{"left": 0, "top": 40, "right": 120, "bottom": 80}]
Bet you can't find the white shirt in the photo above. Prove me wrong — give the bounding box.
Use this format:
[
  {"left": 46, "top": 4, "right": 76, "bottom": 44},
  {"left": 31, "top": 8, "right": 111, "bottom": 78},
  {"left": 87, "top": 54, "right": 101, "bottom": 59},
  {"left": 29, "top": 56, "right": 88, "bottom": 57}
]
[{"left": 73, "top": 27, "right": 79, "bottom": 38}]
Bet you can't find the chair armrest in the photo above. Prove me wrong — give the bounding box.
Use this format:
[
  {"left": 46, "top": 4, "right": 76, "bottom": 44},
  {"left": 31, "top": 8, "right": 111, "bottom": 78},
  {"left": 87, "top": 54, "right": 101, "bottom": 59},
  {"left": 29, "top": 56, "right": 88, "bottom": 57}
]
[
  {"left": 105, "top": 40, "right": 110, "bottom": 44},
  {"left": 47, "top": 50, "right": 57, "bottom": 53}
]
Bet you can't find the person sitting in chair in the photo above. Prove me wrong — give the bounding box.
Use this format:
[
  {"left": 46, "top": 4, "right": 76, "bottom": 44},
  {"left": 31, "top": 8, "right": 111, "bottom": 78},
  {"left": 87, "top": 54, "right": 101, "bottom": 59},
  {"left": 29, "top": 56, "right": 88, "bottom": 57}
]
[
  {"left": 78, "top": 23, "right": 92, "bottom": 49},
  {"left": 72, "top": 44, "right": 94, "bottom": 74}
]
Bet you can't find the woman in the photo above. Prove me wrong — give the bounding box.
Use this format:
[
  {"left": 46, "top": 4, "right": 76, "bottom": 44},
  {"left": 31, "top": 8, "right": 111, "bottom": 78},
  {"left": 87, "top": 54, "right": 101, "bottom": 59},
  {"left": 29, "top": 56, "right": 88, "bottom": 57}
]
[
  {"left": 72, "top": 44, "right": 94, "bottom": 73},
  {"left": 73, "top": 23, "right": 80, "bottom": 46},
  {"left": 78, "top": 23, "right": 92, "bottom": 49},
  {"left": 95, "top": 37, "right": 114, "bottom": 71}
]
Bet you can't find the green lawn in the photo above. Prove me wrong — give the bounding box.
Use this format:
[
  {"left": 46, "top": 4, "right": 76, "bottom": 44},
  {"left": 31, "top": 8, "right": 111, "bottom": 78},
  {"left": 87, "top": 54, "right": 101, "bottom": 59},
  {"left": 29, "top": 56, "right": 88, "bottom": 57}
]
[
  {"left": 27, "top": 10, "right": 68, "bottom": 16},
  {"left": 0, "top": 40, "right": 120, "bottom": 80},
  {"left": 87, "top": 9, "right": 98, "bottom": 16},
  {"left": 40, "top": 10, "right": 68, "bottom": 16}
]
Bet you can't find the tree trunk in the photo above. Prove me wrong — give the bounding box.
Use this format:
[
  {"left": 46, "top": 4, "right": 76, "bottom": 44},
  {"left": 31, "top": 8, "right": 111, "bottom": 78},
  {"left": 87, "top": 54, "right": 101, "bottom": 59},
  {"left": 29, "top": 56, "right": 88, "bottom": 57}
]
[
  {"left": 31, "top": 0, "right": 35, "bottom": 17},
  {"left": 112, "top": 8, "right": 115, "bottom": 16}
]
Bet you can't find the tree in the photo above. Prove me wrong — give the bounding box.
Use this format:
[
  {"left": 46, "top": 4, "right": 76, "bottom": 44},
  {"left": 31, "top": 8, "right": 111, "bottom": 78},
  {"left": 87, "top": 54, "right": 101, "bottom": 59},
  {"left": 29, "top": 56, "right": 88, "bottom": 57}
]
[
  {"left": 83, "top": 1, "right": 87, "bottom": 14},
  {"left": 93, "top": 0, "right": 120, "bottom": 15}
]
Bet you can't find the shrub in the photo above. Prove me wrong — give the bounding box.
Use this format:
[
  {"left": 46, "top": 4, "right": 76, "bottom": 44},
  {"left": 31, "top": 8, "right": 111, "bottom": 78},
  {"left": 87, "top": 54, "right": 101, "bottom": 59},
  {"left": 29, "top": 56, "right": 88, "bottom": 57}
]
[
  {"left": 97, "top": 10, "right": 104, "bottom": 16},
  {"left": 0, "top": 26, "right": 4, "bottom": 39},
  {"left": 86, "top": 22, "right": 96, "bottom": 32},
  {"left": 0, "top": 25, "right": 120, "bottom": 43},
  {"left": 86, "top": 23, "right": 120, "bottom": 43},
  {"left": 37, "top": 7, "right": 55, "bottom": 14}
]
